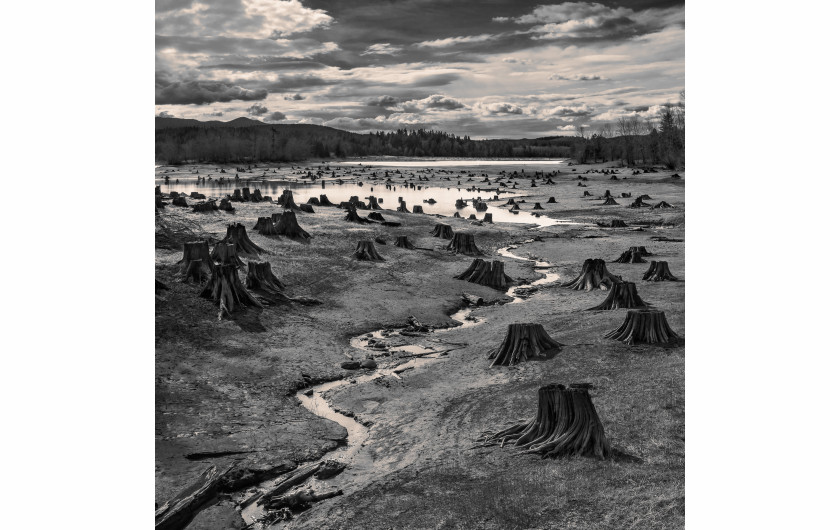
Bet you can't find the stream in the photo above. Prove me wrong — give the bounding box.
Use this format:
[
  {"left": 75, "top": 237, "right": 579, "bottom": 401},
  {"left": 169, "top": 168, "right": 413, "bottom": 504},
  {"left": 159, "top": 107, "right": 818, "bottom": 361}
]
[{"left": 240, "top": 238, "right": 559, "bottom": 527}]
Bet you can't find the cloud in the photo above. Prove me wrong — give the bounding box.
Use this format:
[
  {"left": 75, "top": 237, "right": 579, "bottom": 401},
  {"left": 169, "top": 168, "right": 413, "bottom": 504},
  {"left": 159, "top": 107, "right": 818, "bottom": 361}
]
[
  {"left": 558, "top": 124, "right": 577, "bottom": 131},
  {"left": 401, "top": 94, "right": 465, "bottom": 112},
  {"left": 480, "top": 102, "right": 524, "bottom": 115},
  {"left": 206, "top": 110, "right": 225, "bottom": 117},
  {"left": 264, "top": 111, "right": 287, "bottom": 122},
  {"left": 360, "top": 43, "right": 402, "bottom": 56},
  {"left": 284, "top": 93, "right": 305, "bottom": 101},
  {"left": 198, "top": 59, "right": 328, "bottom": 72},
  {"left": 548, "top": 105, "right": 593, "bottom": 118},
  {"left": 549, "top": 73, "right": 604, "bottom": 81},
  {"left": 417, "top": 34, "right": 498, "bottom": 48},
  {"left": 247, "top": 103, "right": 268, "bottom": 116},
  {"left": 625, "top": 105, "right": 649, "bottom": 112},
  {"left": 157, "top": 111, "right": 175, "bottom": 118},
  {"left": 155, "top": 78, "right": 269, "bottom": 105},
  {"left": 365, "top": 95, "right": 400, "bottom": 107},
  {"left": 264, "top": 74, "right": 340, "bottom": 92}
]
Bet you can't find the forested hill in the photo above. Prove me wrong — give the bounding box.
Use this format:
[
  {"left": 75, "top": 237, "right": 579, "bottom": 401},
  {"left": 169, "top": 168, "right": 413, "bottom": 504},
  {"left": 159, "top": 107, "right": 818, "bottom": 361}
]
[{"left": 155, "top": 117, "right": 576, "bottom": 163}]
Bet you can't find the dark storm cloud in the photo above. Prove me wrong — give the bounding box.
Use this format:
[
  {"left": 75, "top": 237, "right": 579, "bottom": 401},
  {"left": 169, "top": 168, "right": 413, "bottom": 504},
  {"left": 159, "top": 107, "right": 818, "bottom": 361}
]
[
  {"left": 156, "top": 0, "right": 195, "bottom": 14},
  {"left": 365, "top": 95, "right": 400, "bottom": 107},
  {"left": 262, "top": 74, "right": 340, "bottom": 92},
  {"left": 264, "top": 111, "right": 287, "bottom": 122},
  {"left": 247, "top": 104, "right": 268, "bottom": 116},
  {"left": 626, "top": 105, "right": 650, "bottom": 112},
  {"left": 155, "top": 78, "right": 269, "bottom": 105},
  {"left": 198, "top": 59, "right": 328, "bottom": 72},
  {"left": 285, "top": 93, "right": 305, "bottom": 101}
]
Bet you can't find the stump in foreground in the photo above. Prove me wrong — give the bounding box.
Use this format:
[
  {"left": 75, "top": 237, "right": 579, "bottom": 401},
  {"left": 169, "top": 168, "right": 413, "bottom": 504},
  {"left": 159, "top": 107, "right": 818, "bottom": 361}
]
[
  {"left": 604, "top": 309, "right": 680, "bottom": 345},
  {"left": 613, "top": 249, "right": 647, "bottom": 263},
  {"left": 455, "top": 259, "right": 513, "bottom": 290},
  {"left": 430, "top": 223, "right": 454, "bottom": 239},
  {"left": 200, "top": 263, "right": 261, "bottom": 316},
  {"left": 447, "top": 233, "right": 483, "bottom": 255},
  {"left": 477, "top": 384, "right": 611, "bottom": 459},
  {"left": 587, "top": 281, "right": 647, "bottom": 310},
  {"left": 220, "top": 223, "right": 266, "bottom": 255},
  {"left": 394, "top": 236, "right": 416, "bottom": 249},
  {"left": 488, "top": 323, "right": 562, "bottom": 366},
  {"left": 267, "top": 211, "right": 312, "bottom": 242},
  {"left": 245, "top": 261, "right": 285, "bottom": 296},
  {"left": 561, "top": 258, "right": 621, "bottom": 291},
  {"left": 278, "top": 190, "right": 301, "bottom": 210},
  {"left": 353, "top": 240, "right": 385, "bottom": 261},
  {"left": 642, "top": 261, "right": 679, "bottom": 281}
]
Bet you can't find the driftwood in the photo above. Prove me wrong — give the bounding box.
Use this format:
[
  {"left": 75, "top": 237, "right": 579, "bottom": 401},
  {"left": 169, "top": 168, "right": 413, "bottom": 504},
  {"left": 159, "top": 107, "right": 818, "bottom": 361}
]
[
  {"left": 394, "top": 236, "right": 416, "bottom": 249},
  {"left": 431, "top": 224, "right": 454, "bottom": 239},
  {"left": 477, "top": 384, "right": 611, "bottom": 460},
  {"left": 353, "top": 240, "right": 385, "bottom": 261},
  {"left": 253, "top": 217, "right": 272, "bottom": 231},
  {"left": 454, "top": 259, "right": 513, "bottom": 290},
  {"left": 447, "top": 233, "right": 483, "bottom": 255},
  {"left": 278, "top": 190, "right": 301, "bottom": 210},
  {"left": 613, "top": 249, "right": 647, "bottom": 263},
  {"left": 604, "top": 309, "right": 680, "bottom": 345},
  {"left": 211, "top": 242, "right": 245, "bottom": 267},
  {"left": 200, "top": 263, "right": 261, "bottom": 316},
  {"left": 642, "top": 261, "right": 679, "bottom": 281},
  {"left": 265, "top": 489, "right": 343, "bottom": 511},
  {"left": 256, "top": 462, "right": 321, "bottom": 506},
  {"left": 155, "top": 465, "right": 233, "bottom": 530},
  {"left": 219, "top": 223, "right": 266, "bottom": 255},
  {"left": 561, "top": 258, "right": 621, "bottom": 291},
  {"left": 488, "top": 323, "right": 562, "bottom": 366},
  {"left": 587, "top": 281, "right": 648, "bottom": 310}
]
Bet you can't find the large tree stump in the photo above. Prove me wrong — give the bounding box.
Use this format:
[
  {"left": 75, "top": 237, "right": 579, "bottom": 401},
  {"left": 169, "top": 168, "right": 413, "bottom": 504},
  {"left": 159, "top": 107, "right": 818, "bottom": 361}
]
[
  {"left": 278, "top": 190, "right": 300, "bottom": 210},
  {"left": 344, "top": 206, "right": 371, "bottom": 224},
  {"left": 642, "top": 260, "right": 679, "bottom": 281},
  {"left": 253, "top": 217, "right": 272, "bottom": 231},
  {"left": 299, "top": 203, "right": 315, "bottom": 213},
  {"left": 477, "top": 384, "right": 611, "bottom": 459},
  {"left": 394, "top": 236, "right": 416, "bottom": 249},
  {"left": 483, "top": 213, "right": 493, "bottom": 223},
  {"left": 353, "top": 240, "right": 385, "bottom": 261},
  {"left": 488, "top": 323, "right": 562, "bottom": 366},
  {"left": 447, "top": 233, "right": 483, "bottom": 255},
  {"left": 178, "top": 240, "right": 213, "bottom": 273},
  {"left": 267, "top": 210, "right": 312, "bottom": 242},
  {"left": 454, "top": 259, "right": 513, "bottom": 290},
  {"left": 219, "top": 198, "right": 234, "bottom": 212},
  {"left": 412, "top": 205, "right": 424, "bottom": 213},
  {"left": 587, "top": 281, "right": 648, "bottom": 310},
  {"left": 155, "top": 465, "right": 232, "bottom": 530},
  {"left": 367, "top": 196, "right": 382, "bottom": 210},
  {"left": 368, "top": 212, "right": 385, "bottom": 222},
  {"left": 220, "top": 223, "right": 266, "bottom": 254},
  {"left": 602, "top": 197, "right": 619, "bottom": 205},
  {"left": 613, "top": 249, "right": 647, "bottom": 263},
  {"left": 604, "top": 309, "right": 680, "bottom": 345},
  {"left": 200, "top": 263, "right": 261, "bottom": 316},
  {"left": 211, "top": 242, "right": 245, "bottom": 267},
  {"left": 561, "top": 258, "right": 621, "bottom": 291},
  {"left": 172, "top": 196, "right": 189, "bottom": 207},
  {"left": 251, "top": 189, "right": 264, "bottom": 202},
  {"left": 431, "top": 224, "right": 454, "bottom": 239},
  {"left": 319, "top": 194, "right": 334, "bottom": 206},
  {"left": 245, "top": 261, "right": 285, "bottom": 296}
]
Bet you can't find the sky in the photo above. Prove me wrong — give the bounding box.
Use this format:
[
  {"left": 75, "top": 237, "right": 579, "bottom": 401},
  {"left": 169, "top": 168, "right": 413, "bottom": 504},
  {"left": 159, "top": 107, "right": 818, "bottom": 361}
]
[{"left": 155, "top": 0, "right": 684, "bottom": 139}]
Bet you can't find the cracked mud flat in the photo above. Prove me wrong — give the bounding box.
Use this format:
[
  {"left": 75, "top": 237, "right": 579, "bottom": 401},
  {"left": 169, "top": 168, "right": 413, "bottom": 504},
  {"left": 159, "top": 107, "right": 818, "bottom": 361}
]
[{"left": 155, "top": 160, "right": 684, "bottom": 529}]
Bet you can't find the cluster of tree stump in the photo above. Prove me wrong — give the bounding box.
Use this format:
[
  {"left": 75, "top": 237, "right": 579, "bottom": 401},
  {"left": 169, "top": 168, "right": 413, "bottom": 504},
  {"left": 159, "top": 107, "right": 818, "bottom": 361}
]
[
  {"left": 477, "top": 384, "right": 611, "bottom": 459},
  {"left": 455, "top": 259, "right": 513, "bottom": 290},
  {"left": 561, "top": 259, "right": 621, "bottom": 291},
  {"left": 488, "top": 323, "right": 562, "bottom": 366}
]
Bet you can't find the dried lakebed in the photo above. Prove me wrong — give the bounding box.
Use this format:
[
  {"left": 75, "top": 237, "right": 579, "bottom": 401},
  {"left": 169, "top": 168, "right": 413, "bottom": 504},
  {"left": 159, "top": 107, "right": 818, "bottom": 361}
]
[{"left": 238, "top": 239, "right": 559, "bottom": 527}]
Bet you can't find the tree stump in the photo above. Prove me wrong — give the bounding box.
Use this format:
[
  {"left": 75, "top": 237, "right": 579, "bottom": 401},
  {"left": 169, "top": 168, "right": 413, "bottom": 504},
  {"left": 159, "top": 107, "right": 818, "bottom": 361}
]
[
  {"left": 231, "top": 189, "right": 243, "bottom": 202},
  {"left": 299, "top": 203, "right": 315, "bottom": 213},
  {"left": 155, "top": 185, "right": 161, "bottom": 196},
  {"left": 220, "top": 223, "right": 266, "bottom": 254},
  {"left": 587, "top": 281, "right": 648, "bottom": 310},
  {"left": 242, "top": 188, "right": 251, "bottom": 201},
  {"left": 488, "top": 323, "right": 562, "bottom": 366},
  {"left": 344, "top": 206, "right": 371, "bottom": 224},
  {"left": 447, "top": 233, "right": 483, "bottom": 255},
  {"left": 245, "top": 261, "right": 285, "bottom": 296},
  {"left": 178, "top": 240, "right": 213, "bottom": 273},
  {"left": 455, "top": 199, "right": 467, "bottom": 208},
  {"left": 251, "top": 189, "right": 264, "bottom": 202},
  {"left": 182, "top": 259, "right": 210, "bottom": 284},
  {"left": 602, "top": 197, "right": 619, "bottom": 205},
  {"left": 611, "top": 220, "right": 627, "bottom": 227},
  {"left": 505, "top": 198, "right": 516, "bottom": 206},
  {"left": 367, "top": 212, "right": 385, "bottom": 222},
  {"left": 169, "top": 191, "right": 180, "bottom": 199},
  {"left": 533, "top": 203, "right": 544, "bottom": 210},
  {"left": 353, "top": 240, "right": 385, "bottom": 261},
  {"left": 613, "top": 249, "right": 647, "bottom": 263},
  {"left": 509, "top": 203, "right": 520, "bottom": 210},
  {"left": 397, "top": 200, "right": 410, "bottom": 213},
  {"left": 155, "top": 196, "right": 166, "bottom": 209},
  {"left": 200, "top": 263, "right": 261, "bottom": 316},
  {"left": 192, "top": 200, "right": 218, "bottom": 213},
  {"left": 367, "top": 196, "right": 382, "bottom": 210},
  {"left": 319, "top": 194, "right": 334, "bottom": 206},
  {"left": 172, "top": 196, "right": 189, "bottom": 207},
  {"left": 475, "top": 201, "right": 488, "bottom": 211},
  {"left": 155, "top": 279, "right": 169, "bottom": 300},
  {"left": 267, "top": 210, "right": 312, "bottom": 242},
  {"left": 431, "top": 224, "right": 454, "bottom": 239},
  {"left": 211, "top": 242, "right": 245, "bottom": 267},
  {"left": 219, "top": 198, "right": 234, "bottom": 212},
  {"left": 253, "top": 217, "right": 272, "bottom": 231},
  {"left": 547, "top": 197, "right": 557, "bottom": 203},
  {"left": 412, "top": 205, "right": 424, "bottom": 213},
  {"left": 561, "top": 258, "right": 621, "bottom": 291},
  {"left": 394, "top": 235, "right": 416, "bottom": 249},
  {"left": 454, "top": 259, "right": 513, "bottom": 290},
  {"left": 483, "top": 213, "right": 493, "bottom": 223},
  {"left": 642, "top": 261, "right": 679, "bottom": 281},
  {"left": 582, "top": 191, "right": 592, "bottom": 197},
  {"left": 629, "top": 197, "right": 650, "bottom": 208},
  {"left": 604, "top": 309, "right": 680, "bottom": 345},
  {"left": 638, "top": 194, "right": 652, "bottom": 200},
  {"left": 653, "top": 201, "right": 673, "bottom": 209},
  {"left": 478, "top": 384, "right": 611, "bottom": 459},
  {"left": 453, "top": 212, "right": 461, "bottom": 218},
  {"left": 631, "top": 246, "right": 652, "bottom": 256},
  {"left": 307, "top": 197, "right": 321, "bottom": 205},
  {"left": 277, "top": 190, "right": 300, "bottom": 210}
]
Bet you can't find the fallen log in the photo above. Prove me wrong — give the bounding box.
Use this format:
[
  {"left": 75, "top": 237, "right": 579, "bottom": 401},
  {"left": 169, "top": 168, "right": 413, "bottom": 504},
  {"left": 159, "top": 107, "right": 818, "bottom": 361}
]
[{"left": 155, "top": 464, "right": 233, "bottom": 530}]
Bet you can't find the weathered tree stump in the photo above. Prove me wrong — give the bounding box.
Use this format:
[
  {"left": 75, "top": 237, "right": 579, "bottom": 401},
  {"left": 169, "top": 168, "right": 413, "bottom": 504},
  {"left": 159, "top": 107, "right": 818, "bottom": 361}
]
[
  {"left": 431, "top": 224, "right": 454, "bottom": 239},
  {"left": 611, "top": 219, "right": 627, "bottom": 227},
  {"left": 245, "top": 261, "right": 285, "bottom": 296},
  {"left": 178, "top": 240, "right": 213, "bottom": 273},
  {"left": 200, "top": 263, "right": 261, "bottom": 316},
  {"left": 561, "top": 258, "right": 621, "bottom": 291},
  {"left": 638, "top": 194, "right": 652, "bottom": 200},
  {"left": 602, "top": 197, "right": 619, "bottom": 205},
  {"left": 267, "top": 211, "right": 312, "bottom": 242},
  {"left": 455, "top": 199, "right": 467, "bottom": 208},
  {"left": 182, "top": 259, "right": 210, "bottom": 284},
  {"left": 587, "top": 281, "right": 648, "bottom": 310},
  {"left": 278, "top": 189, "right": 300, "bottom": 210},
  {"left": 319, "top": 194, "right": 334, "bottom": 206},
  {"left": 454, "top": 259, "right": 513, "bottom": 290},
  {"left": 642, "top": 261, "right": 679, "bottom": 281},
  {"left": 192, "top": 200, "right": 218, "bottom": 213},
  {"left": 367, "top": 212, "right": 385, "bottom": 221},
  {"left": 412, "top": 205, "right": 424, "bottom": 213},
  {"left": 614, "top": 249, "right": 647, "bottom": 263},
  {"left": 172, "top": 196, "right": 189, "bottom": 207},
  {"left": 367, "top": 196, "right": 382, "bottom": 210},
  {"left": 251, "top": 189, "right": 264, "bottom": 202},
  {"left": 353, "top": 240, "right": 385, "bottom": 261},
  {"left": 219, "top": 198, "right": 234, "bottom": 211},
  {"left": 468, "top": 214, "right": 478, "bottom": 220},
  {"left": 307, "top": 197, "right": 321, "bottom": 205},
  {"left": 253, "top": 217, "right": 272, "bottom": 231},
  {"left": 344, "top": 206, "right": 371, "bottom": 224},
  {"left": 211, "top": 242, "right": 245, "bottom": 267},
  {"left": 397, "top": 200, "right": 410, "bottom": 213},
  {"left": 219, "top": 223, "right": 266, "bottom": 254},
  {"left": 483, "top": 213, "right": 493, "bottom": 223},
  {"left": 632, "top": 246, "right": 652, "bottom": 256},
  {"left": 242, "top": 188, "right": 251, "bottom": 201},
  {"left": 169, "top": 191, "right": 180, "bottom": 199},
  {"left": 231, "top": 189, "right": 243, "bottom": 202},
  {"left": 299, "top": 203, "right": 315, "bottom": 213},
  {"left": 394, "top": 235, "right": 416, "bottom": 249},
  {"left": 533, "top": 203, "right": 544, "bottom": 210},
  {"left": 447, "top": 232, "right": 483, "bottom": 255},
  {"left": 509, "top": 203, "right": 520, "bottom": 211},
  {"left": 475, "top": 201, "right": 488, "bottom": 211},
  {"left": 155, "top": 196, "right": 166, "bottom": 209},
  {"left": 604, "top": 309, "right": 680, "bottom": 345},
  {"left": 629, "top": 197, "right": 651, "bottom": 208},
  {"left": 505, "top": 198, "right": 516, "bottom": 206},
  {"left": 653, "top": 201, "right": 673, "bottom": 209},
  {"left": 488, "top": 323, "right": 562, "bottom": 366},
  {"left": 453, "top": 212, "right": 461, "bottom": 218},
  {"left": 547, "top": 197, "right": 557, "bottom": 203}
]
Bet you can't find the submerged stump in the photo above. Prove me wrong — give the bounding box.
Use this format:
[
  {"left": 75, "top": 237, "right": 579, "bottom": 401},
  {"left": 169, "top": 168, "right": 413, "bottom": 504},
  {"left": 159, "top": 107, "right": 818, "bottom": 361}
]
[
  {"left": 488, "top": 323, "right": 562, "bottom": 366},
  {"left": 604, "top": 309, "right": 680, "bottom": 345},
  {"left": 561, "top": 258, "right": 621, "bottom": 291}
]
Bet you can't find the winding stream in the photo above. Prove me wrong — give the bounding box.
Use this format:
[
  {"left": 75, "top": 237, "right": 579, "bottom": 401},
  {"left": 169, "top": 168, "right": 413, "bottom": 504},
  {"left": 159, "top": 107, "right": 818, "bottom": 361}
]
[{"left": 240, "top": 239, "right": 559, "bottom": 527}]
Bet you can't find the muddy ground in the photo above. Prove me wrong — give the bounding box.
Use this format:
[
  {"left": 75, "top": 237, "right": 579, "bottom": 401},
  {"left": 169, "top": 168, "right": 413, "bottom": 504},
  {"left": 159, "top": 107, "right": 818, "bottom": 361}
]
[{"left": 155, "top": 161, "right": 684, "bottom": 529}]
